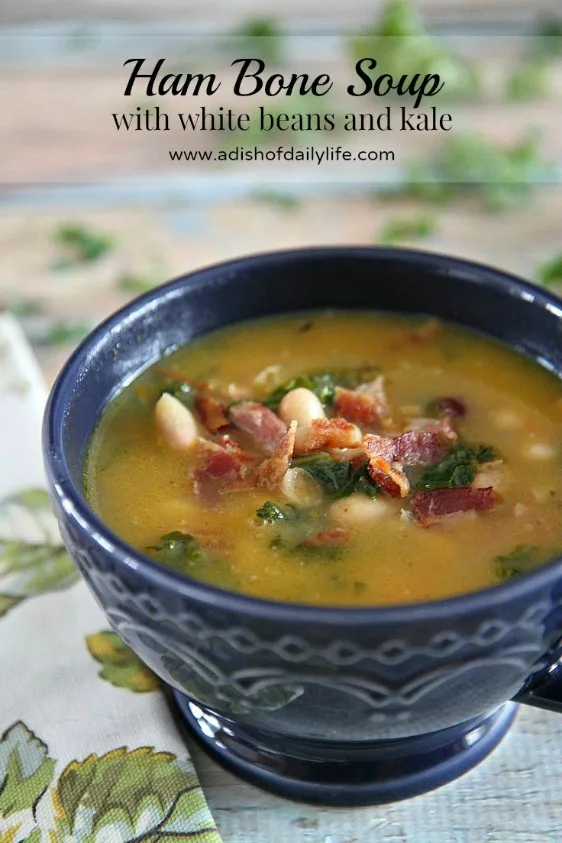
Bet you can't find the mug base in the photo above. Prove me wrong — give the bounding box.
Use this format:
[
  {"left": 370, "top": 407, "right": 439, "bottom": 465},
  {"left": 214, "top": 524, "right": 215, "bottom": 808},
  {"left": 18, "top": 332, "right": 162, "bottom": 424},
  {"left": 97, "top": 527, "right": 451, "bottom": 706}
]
[{"left": 167, "top": 690, "right": 517, "bottom": 807}]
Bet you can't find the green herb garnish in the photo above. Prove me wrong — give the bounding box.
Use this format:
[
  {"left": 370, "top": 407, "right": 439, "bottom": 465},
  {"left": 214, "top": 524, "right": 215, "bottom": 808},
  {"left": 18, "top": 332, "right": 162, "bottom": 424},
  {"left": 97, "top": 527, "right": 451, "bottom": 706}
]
[
  {"left": 295, "top": 542, "right": 343, "bottom": 561},
  {"left": 256, "top": 501, "right": 301, "bottom": 523},
  {"left": 145, "top": 531, "right": 206, "bottom": 570},
  {"left": 53, "top": 224, "right": 114, "bottom": 266},
  {"left": 415, "top": 444, "right": 496, "bottom": 491},
  {"left": 506, "top": 56, "right": 550, "bottom": 101},
  {"left": 117, "top": 274, "right": 157, "bottom": 293},
  {"left": 380, "top": 215, "right": 436, "bottom": 245},
  {"left": 43, "top": 320, "right": 91, "bottom": 346},
  {"left": 233, "top": 17, "right": 283, "bottom": 64},
  {"left": 349, "top": 0, "right": 478, "bottom": 102},
  {"left": 494, "top": 545, "right": 538, "bottom": 581},
  {"left": 4, "top": 298, "right": 44, "bottom": 317},
  {"left": 534, "top": 19, "right": 562, "bottom": 58},
  {"left": 537, "top": 254, "right": 562, "bottom": 287},
  {"left": 253, "top": 190, "right": 301, "bottom": 211},
  {"left": 399, "top": 131, "right": 550, "bottom": 210}
]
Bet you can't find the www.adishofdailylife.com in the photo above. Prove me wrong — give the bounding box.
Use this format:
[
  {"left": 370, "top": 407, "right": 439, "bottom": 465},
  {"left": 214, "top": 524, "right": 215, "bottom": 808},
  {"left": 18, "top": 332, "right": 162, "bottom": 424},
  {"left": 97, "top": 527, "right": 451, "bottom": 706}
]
[{"left": 168, "top": 145, "right": 396, "bottom": 164}]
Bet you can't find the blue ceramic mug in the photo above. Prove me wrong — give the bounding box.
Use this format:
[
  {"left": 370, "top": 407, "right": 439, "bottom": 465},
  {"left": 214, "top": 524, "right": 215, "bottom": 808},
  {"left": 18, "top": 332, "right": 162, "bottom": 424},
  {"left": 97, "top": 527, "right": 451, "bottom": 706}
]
[{"left": 43, "top": 247, "right": 562, "bottom": 806}]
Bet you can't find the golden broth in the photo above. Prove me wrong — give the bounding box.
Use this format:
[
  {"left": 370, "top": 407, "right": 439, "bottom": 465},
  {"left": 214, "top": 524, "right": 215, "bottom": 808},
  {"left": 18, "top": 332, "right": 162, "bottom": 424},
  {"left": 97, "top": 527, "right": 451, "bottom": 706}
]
[{"left": 85, "top": 311, "right": 562, "bottom": 606}]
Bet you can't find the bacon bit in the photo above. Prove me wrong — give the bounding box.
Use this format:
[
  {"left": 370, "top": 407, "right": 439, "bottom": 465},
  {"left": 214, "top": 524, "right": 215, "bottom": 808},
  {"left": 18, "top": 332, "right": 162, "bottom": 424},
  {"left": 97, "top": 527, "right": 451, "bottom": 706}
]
[
  {"left": 301, "top": 528, "right": 350, "bottom": 547},
  {"left": 363, "top": 430, "right": 448, "bottom": 466},
  {"left": 406, "top": 416, "right": 457, "bottom": 444},
  {"left": 334, "top": 376, "right": 392, "bottom": 430},
  {"left": 256, "top": 421, "right": 297, "bottom": 489},
  {"left": 412, "top": 487, "right": 500, "bottom": 526},
  {"left": 367, "top": 457, "right": 410, "bottom": 498},
  {"left": 297, "top": 417, "right": 362, "bottom": 455},
  {"left": 195, "top": 395, "right": 230, "bottom": 434},
  {"left": 229, "top": 402, "right": 286, "bottom": 454}
]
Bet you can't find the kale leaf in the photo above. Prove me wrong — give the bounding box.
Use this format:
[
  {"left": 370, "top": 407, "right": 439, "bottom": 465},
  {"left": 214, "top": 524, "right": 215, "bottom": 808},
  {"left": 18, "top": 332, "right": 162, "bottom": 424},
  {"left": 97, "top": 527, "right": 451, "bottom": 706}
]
[
  {"left": 293, "top": 452, "right": 379, "bottom": 499},
  {"left": 145, "top": 531, "right": 206, "bottom": 570},
  {"left": 262, "top": 365, "right": 380, "bottom": 412},
  {"left": 256, "top": 501, "right": 301, "bottom": 523},
  {"left": 494, "top": 545, "right": 538, "bottom": 581},
  {"left": 415, "top": 444, "right": 496, "bottom": 491}
]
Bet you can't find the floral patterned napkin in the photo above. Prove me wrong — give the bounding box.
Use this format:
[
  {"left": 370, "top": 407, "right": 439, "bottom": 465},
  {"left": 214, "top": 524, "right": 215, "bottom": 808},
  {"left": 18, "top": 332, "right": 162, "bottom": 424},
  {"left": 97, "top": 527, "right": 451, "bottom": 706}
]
[{"left": 0, "top": 314, "right": 223, "bottom": 843}]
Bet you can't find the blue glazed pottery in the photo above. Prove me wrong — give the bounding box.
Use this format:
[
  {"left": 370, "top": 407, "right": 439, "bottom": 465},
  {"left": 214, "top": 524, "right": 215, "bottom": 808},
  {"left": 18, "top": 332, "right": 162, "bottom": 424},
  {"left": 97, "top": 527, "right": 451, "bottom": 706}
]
[{"left": 43, "top": 247, "right": 562, "bottom": 806}]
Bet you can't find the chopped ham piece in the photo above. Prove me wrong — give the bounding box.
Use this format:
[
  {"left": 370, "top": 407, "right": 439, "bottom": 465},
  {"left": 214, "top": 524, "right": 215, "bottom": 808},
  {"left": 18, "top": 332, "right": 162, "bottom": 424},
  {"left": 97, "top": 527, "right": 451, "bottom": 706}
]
[
  {"left": 301, "top": 528, "right": 350, "bottom": 547},
  {"left": 229, "top": 402, "right": 286, "bottom": 454},
  {"left": 367, "top": 457, "right": 410, "bottom": 498},
  {"left": 334, "top": 376, "right": 392, "bottom": 430},
  {"left": 193, "top": 441, "right": 250, "bottom": 503},
  {"left": 256, "top": 421, "right": 297, "bottom": 489},
  {"left": 213, "top": 433, "right": 257, "bottom": 463},
  {"left": 412, "top": 487, "right": 500, "bottom": 525},
  {"left": 297, "top": 418, "right": 362, "bottom": 455},
  {"left": 363, "top": 430, "right": 448, "bottom": 466},
  {"left": 195, "top": 395, "right": 230, "bottom": 433}
]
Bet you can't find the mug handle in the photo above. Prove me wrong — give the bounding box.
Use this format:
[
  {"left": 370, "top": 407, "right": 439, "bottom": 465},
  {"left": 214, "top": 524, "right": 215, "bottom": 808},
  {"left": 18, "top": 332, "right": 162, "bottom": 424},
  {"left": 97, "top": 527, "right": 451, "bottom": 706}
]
[{"left": 514, "top": 663, "right": 562, "bottom": 713}]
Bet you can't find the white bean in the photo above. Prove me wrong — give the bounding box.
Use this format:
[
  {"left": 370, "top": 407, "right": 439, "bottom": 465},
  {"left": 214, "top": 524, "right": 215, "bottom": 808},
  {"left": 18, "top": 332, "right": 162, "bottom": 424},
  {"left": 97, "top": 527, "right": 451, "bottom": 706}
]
[
  {"left": 279, "top": 387, "right": 326, "bottom": 452},
  {"left": 281, "top": 467, "right": 323, "bottom": 507},
  {"left": 279, "top": 387, "right": 325, "bottom": 427},
  {"left": 525, "top": 442, "right": 556, "bottom": 461},
  {"left": 155, "top": 393, "right": 199, "bottom": 451},
  {"left": 491, "top": 409, "right": 522, "bottom": 430},
  {"left": 330, "top": 494, "right": 390, "bottom": 528}
]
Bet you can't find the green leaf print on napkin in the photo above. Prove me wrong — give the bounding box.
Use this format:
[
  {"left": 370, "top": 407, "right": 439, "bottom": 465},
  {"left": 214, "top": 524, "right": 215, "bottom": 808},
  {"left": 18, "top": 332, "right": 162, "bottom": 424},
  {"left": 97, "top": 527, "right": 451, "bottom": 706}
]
[
  {"left": 0, "top": 723, "right": 222, "bottom": 843},
  {"left": 0, "top": 489, "right": 79, "bottom": 618},
  {"left": 86, "top": 631, "right": 159, "bottom": 693},
  {"left": 53, "top": 747, "right": 220, "bottom": 842},
  {"left": 0, "top": 721, "right": 56, "bottom": 818}
]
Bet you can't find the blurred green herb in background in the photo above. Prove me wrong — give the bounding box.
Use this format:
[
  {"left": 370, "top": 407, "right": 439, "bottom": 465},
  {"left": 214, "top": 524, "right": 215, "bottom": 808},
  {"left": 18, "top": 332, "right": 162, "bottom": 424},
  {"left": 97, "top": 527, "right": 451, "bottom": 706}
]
[
  {"left": 117, "top": 274, "right": 158, "bottom": 293},
  {"left": 53, "top": 224, "right": 114, "bottom": 268},
  {"left": 537, "top": 254, "right": 562, "bottom": 287},
  {"left": 43, "top": 320, "right": 92, "bottom": 346},
  {"left": 4, "top": 298, "right": 44, "bottom": 317},
  {"left": 350, "top": 0, "right": 479, "bottom": 101},
  {"left": 534, "top": 18, "right": 562, "bottom": 57},
  {"left": 253, "top": 190, "right": 301, "bottom": 211},
  {"left": 506, "top": 56, "right": 550, "bottom": 101},
  {"left": 233, "top": 17, "right": 284, "bottom": 64},
  {"left": 398, "top": 130, "right": 550, "bottom": 210},
  {"left": 379, "top": 214, "right": 436, "bottom": 244}
]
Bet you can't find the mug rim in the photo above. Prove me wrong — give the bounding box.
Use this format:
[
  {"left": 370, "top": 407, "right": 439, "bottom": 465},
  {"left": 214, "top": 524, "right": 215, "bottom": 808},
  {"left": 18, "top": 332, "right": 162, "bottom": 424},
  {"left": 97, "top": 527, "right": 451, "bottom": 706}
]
[{"left": 42, "top": 244, "right": 562, "bottom": 625}]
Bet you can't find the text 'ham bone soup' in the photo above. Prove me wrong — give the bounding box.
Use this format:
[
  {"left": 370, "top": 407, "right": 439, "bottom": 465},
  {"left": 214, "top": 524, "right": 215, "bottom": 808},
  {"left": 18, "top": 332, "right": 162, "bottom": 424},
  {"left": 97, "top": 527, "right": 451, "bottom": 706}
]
[{"left": 84, "top": 311, "right": 562, "bottom": 607}]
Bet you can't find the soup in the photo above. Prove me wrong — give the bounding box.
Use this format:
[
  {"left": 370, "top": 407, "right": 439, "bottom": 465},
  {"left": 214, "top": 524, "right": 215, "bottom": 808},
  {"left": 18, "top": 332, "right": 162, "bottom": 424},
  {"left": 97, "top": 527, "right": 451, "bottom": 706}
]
[{"left": 85, "top": 311, "right": 562, "bottom": 606}]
